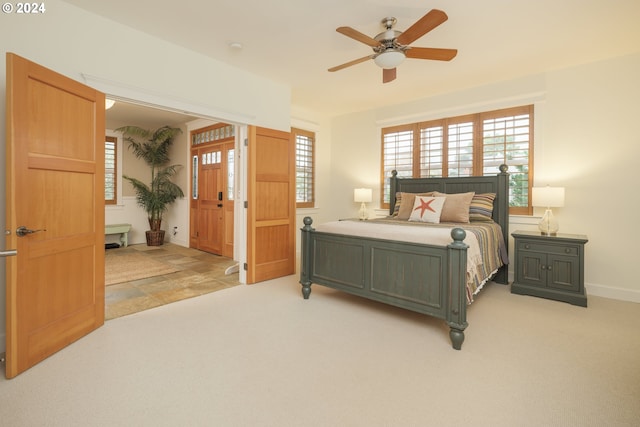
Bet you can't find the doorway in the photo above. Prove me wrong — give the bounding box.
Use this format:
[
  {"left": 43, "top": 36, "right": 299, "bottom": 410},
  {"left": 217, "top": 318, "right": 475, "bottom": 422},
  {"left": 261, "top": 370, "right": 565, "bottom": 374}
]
[{"left": 189, "top": 123, "right": 235, "bottom": 257}]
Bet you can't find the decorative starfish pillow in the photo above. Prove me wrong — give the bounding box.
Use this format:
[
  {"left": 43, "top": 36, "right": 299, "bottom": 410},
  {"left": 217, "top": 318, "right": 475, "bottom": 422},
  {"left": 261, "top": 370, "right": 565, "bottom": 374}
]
[{"left": 408, "top": 196, "right": 446, "bottom": 223}]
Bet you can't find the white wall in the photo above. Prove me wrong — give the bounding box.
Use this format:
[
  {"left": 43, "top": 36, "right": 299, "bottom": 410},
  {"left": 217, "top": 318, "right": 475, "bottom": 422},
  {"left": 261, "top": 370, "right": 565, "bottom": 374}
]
[
  {"left": 314, "top": 52, "right": 640, "bottom": 302},
  {"left": 0, "top": 0, "right": 291, "bottom": 353},
  {"left": 291, "top": 107, "right": 335, "bottom": 256},
  {"left": 106, "top": 121, "right": 191, "bottom": 247}
]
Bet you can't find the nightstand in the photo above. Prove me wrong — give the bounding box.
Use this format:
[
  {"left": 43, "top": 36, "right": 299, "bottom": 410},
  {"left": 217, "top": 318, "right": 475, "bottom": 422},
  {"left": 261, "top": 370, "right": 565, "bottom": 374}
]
[{"left": 511, "top": 230, "right": 588, "bottom": 307}]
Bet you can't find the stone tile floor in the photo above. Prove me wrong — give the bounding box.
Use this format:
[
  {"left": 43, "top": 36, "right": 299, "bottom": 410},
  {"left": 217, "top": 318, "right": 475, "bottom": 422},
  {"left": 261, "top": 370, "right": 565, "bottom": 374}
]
[{"left": 105, "top": 243, "right": 240, "bottom": 320}]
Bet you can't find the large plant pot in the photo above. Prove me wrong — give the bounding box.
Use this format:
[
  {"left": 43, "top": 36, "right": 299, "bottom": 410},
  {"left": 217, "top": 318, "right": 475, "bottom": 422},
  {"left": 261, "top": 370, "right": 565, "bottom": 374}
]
[{"left": 145, "top": 229, "right": 165, "bottom": 246}]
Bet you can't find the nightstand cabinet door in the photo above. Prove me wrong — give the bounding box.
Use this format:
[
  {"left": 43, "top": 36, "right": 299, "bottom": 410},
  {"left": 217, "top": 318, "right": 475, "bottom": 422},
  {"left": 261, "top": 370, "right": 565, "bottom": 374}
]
[
  {"left": 547, "top": 253, "right": 581, "bottom": 293},
  {"left": 511, "top": 231, "right": 588, "bottom": 307},
  {"left": 519, "top": 250, "right": 546, "bottom": 286}
]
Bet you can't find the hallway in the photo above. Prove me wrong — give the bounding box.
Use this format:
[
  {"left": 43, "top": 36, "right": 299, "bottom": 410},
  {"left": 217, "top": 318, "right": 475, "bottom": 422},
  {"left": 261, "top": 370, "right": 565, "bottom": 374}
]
[{"left": 105, "top": 243, "right": 240, "bottom": 320}]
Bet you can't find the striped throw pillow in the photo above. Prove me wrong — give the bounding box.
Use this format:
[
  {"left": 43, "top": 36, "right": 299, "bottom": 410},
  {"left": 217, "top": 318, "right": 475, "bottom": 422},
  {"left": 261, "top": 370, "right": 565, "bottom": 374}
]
[{"left": 469, "top": 193, "right": 496, "bottom": 222}]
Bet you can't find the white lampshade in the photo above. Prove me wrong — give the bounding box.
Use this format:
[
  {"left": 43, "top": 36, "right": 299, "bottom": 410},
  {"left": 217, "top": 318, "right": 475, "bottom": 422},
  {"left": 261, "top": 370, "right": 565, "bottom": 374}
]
[
  {"left": 532, "top": 186, "right": 565, "bottom": 208},
  {"left": 354, "top": 188, "right": 372, "bottom": 203},
  {"left": 373, "top": 49, "right": 405, "bottom": 69}
]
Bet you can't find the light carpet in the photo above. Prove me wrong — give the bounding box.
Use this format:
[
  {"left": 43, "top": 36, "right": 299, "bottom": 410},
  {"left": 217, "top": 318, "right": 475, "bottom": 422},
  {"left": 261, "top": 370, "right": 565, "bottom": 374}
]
[
  {"left": 1, "top": 275, "right": 638, "bottom": 426},
  {"left": 105, "top": 251, "right": 178, "bottom": 286}
]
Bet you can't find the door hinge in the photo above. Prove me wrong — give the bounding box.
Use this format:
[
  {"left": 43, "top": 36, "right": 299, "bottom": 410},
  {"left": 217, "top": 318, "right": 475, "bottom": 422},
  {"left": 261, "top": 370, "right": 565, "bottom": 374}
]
[
  {"left": 244, "top": 201, "right": 248, "bottom": 209},
  {"left": 243, "top": 263, "right": 248, "bottom": 271},
  {"left": 244, "top": 138, "right": 248, "bottom": 147}
]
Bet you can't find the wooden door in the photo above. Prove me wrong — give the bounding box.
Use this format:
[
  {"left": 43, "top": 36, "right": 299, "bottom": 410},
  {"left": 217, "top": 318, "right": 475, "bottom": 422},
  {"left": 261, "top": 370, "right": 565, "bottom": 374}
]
[
  {"left": 190, "top": 125, "right": 235, "bottom": 257},
  {"left": 197, "top": 146, "right": 224, "bottom": 254},
  {"left": 5, "top": 53, "right": 105, "bottom": 378},
  {"left": 246, "top": 126, "right": 295, "bottom": 283}
]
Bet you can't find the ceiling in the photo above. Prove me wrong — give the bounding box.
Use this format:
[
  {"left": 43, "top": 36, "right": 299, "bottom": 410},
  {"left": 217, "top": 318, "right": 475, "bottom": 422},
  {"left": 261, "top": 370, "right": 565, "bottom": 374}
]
[
  {"left": 66, "top": 0, "right": 640, "bottom": 123},
  {"left": 106, "top": 101, "right": 198, "bottom": 130}
]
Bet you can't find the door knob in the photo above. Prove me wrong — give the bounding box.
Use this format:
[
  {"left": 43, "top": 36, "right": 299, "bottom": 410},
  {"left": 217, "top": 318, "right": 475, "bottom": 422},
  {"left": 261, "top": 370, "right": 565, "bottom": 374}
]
[
  {"left": 0, "top": 249, "right": 17, "bottom": 257},
  {"left": 16, "top": 226, "right": 46, "bottom": 237}
]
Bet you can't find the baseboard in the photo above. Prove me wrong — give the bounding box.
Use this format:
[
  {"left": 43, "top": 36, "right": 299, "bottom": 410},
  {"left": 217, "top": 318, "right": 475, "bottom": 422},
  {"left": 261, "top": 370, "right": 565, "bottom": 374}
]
[{"left": 585, "top": 283, "right": 640, "bottom": 303}]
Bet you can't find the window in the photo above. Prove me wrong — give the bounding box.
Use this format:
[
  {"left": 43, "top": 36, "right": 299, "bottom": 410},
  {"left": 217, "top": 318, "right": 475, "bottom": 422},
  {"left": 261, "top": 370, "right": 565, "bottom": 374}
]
[
  {"left": 105, "top": 135, "right": 117, "bottom": 205},
  {"left": 293, "top": 127, "right": 315, "bottom": 208},
  {"left": 227, "top": 148, "right": 235, "bottom": 201},
  {"left": 381, "top": 105, "right": 533, "bottom": 215}
]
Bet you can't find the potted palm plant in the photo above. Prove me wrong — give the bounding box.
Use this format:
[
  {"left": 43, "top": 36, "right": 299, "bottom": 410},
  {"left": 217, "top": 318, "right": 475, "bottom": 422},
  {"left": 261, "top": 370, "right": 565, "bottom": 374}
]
[{"left": 117, "top": 125, "right": 184, "bottom": 246}]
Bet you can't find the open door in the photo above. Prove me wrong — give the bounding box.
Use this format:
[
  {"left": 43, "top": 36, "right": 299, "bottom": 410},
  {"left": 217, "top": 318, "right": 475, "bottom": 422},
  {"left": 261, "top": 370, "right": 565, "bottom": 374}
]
[
  {"left": 246, "top": 126, "right": 295, "bottom": 283},
  {"left": 4, "top": 53, "right": 105, "bottom": 378}
]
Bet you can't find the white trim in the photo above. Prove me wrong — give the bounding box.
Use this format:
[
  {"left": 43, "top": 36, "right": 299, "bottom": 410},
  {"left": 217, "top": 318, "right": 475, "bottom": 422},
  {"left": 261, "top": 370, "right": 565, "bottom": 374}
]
[{"left": 509, "top": 214, "right": 541, "bottom": 226}]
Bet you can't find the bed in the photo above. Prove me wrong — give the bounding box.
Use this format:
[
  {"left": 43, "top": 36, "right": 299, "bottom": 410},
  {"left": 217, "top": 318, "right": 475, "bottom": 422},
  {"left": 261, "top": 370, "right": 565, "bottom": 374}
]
[{"left": 299, "top": 165, "right": 510, "bottom": 350}]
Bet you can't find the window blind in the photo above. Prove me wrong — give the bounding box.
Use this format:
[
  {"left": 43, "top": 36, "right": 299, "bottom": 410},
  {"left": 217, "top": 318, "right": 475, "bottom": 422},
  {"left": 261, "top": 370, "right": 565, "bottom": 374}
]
[
  {"left": 105, "top": 136, "right": 117, "bottom": 205},
  {"left": 293, "top": 128, "right": 315, "bottom": 208}
]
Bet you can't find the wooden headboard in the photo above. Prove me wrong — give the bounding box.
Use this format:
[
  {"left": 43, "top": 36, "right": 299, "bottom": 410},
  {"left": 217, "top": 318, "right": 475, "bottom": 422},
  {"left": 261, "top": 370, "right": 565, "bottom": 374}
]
[{"left": 389, "top": 164, "right": 510, "bottom": 284}]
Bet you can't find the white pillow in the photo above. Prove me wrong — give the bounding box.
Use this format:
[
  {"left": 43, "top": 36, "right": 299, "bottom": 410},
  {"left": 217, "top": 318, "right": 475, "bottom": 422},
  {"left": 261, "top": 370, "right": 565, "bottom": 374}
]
[{"left": 408, "top": 196, "right": 446, "bottom": 223}]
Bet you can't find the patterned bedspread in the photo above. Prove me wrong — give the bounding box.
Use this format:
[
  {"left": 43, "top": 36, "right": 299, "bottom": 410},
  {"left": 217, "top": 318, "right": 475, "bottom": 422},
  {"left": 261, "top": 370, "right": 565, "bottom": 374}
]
[{"left": 314, "top": 218, "right": 509, "bottom": 303}]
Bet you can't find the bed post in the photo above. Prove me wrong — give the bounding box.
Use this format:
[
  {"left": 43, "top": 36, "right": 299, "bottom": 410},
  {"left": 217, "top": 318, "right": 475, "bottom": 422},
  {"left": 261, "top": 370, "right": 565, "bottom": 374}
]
[
  {"left": 389, "top": 170, "right": 398, "bottom": 215},
  {"left": 300, "top": 216, "right": 314, "bottom": 299},
  {"left": 447, "top": 228, "right": 469, "bottom": 350},
  {"left": 493, "top": 164, "right": 510, "bottom": 284}
]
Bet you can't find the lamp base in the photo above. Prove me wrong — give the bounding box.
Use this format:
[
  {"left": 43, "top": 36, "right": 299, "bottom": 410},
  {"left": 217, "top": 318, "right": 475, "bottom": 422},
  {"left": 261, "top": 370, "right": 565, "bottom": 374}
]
[
  {"left": 538, "top": 208, "right": 559, "bottom": 236},
  {"left": 359, "top": 202, "right": 368, "bottom": 221}
]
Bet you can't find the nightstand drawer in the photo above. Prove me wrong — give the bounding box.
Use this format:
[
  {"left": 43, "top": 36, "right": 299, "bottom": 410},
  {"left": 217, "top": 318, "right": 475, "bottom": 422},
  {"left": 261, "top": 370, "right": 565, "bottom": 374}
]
[{"left": 517, "top": 241, "right": 578, "bottom": 256}]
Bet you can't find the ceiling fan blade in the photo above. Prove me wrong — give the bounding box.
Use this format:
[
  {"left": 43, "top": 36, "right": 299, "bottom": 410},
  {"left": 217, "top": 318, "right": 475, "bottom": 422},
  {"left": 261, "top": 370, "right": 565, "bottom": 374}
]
[
  {"left": 396, "top": 9, "right": 448, "bottom": 46},
  {"left": 383, "top": 68, "right": 396, "bottom": 83},
  {"left": 328, "top": 55, "right": 374, "bottom": 72},
  {"left": 405, "top": 47, "right": 458, "bottom": 61},
  {"left": 336, "top": 26, "right": 382, "bottom": 48}
]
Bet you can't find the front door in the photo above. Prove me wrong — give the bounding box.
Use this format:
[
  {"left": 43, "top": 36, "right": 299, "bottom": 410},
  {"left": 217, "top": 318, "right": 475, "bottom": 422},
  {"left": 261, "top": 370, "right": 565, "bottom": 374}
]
[
  {"left": 190, "top": 125, "right": 234, "bottom": 257},
  {"left": 4, "top": 53, "right": 105, "bottom": 378},
  {"left": 197, "top": 145, "right": 224, "bottom": 254}
]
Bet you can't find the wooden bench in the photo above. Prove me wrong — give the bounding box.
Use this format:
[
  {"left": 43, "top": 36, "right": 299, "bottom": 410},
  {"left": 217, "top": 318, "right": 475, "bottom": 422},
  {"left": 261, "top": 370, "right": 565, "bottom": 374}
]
[{"left": 105, "top": 223, "right": 131, "bottom": 247}]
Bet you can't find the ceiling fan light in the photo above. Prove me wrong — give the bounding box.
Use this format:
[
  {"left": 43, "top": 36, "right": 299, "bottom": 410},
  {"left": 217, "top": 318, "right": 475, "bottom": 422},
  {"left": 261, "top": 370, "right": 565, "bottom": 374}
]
[{"left": 374, "top": 50, "right": 405, "bottom": 69}]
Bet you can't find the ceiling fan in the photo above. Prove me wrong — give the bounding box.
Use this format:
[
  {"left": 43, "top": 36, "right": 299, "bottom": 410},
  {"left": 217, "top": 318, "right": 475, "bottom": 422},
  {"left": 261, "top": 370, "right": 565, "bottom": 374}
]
[{"left": 328, "top": 9, "right": 458, "bottom": 83}]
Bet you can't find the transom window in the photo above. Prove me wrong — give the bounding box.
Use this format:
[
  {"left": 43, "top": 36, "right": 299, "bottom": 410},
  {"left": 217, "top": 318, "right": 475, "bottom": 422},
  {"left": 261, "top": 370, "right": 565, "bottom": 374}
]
[{"left": 381, "top": 105, "right": 533, "bottom": 215}]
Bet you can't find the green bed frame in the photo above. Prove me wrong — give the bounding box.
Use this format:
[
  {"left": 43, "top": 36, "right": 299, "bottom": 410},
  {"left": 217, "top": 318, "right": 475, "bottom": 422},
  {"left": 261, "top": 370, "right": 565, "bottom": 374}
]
[{"left": 299, "top": 165, "right": 509, "bottom": 350}]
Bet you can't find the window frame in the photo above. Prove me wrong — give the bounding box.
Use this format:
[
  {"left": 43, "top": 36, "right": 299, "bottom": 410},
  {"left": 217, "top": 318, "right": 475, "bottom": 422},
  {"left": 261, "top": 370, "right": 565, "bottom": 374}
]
[
  {"left": 292, "top": 127, "right": 315, "bottom": 209},
  {"left": 381, "top": 105, "right": 534, "bottom": 215}
]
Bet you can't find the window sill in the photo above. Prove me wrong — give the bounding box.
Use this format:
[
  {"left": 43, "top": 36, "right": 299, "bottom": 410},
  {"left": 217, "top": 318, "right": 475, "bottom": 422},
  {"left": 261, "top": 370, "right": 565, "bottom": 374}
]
[{"left": 509, "top": 214, "right": 541, "bottom": 225}]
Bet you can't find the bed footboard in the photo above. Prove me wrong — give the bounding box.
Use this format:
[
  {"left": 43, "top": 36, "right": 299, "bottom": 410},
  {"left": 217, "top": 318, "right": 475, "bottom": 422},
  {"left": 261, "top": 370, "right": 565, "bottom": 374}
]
[{"left": 300, "top": 217, "right": 469, "bottom": 350}]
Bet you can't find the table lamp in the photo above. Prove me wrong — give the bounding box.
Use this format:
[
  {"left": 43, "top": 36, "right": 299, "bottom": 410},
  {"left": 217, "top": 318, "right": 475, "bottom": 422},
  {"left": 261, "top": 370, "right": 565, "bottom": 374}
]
[
  {"left": 532, "top": 186, "right": 565, "bottom": 236},
  {"left": 354, "top": 188, "right": 372, "bottom": 221}
]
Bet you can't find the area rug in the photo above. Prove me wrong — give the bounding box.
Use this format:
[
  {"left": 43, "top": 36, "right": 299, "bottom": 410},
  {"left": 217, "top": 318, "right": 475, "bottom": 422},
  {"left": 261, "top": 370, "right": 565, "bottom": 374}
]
[{"left": 105, "top": 251, "right": 178, "bottom": 286}]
